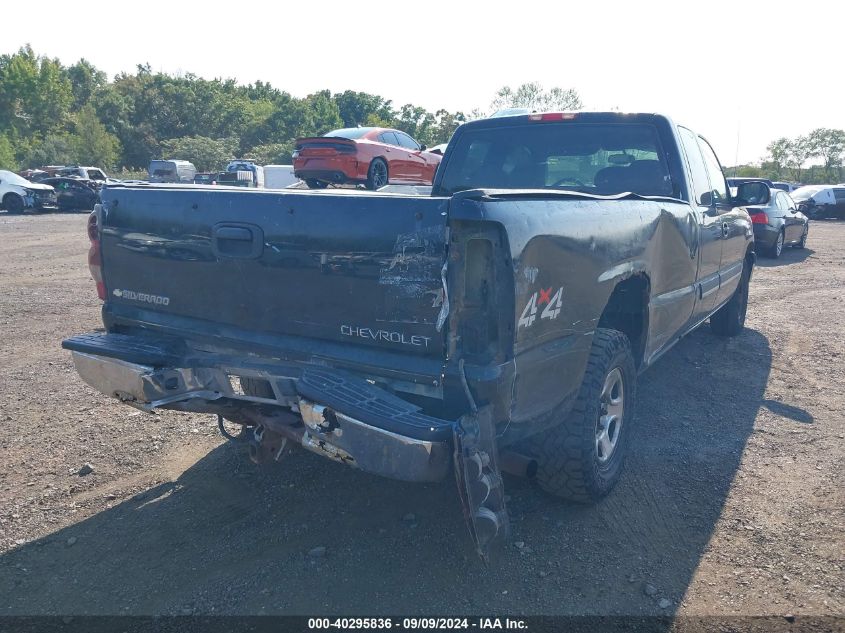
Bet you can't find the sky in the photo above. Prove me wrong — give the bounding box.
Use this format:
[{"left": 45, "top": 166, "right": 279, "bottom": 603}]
[{"left": 5, "top": 0, "right": 843, "bottom": 165}]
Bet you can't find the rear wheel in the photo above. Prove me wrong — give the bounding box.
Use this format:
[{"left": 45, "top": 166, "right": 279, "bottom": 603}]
[
  {"left": 768, "top": 229, "right": 784, "bottom": 258},
  {"left": 3, "top": 194, "right": 24, "bottom": 214},
  {"left": 534, "top": 328, "right": 636, "bottom": 502},
  {"left": 710, "top": 259, "right": 750, "bottom": 337},
  {"left": 366, "top": 158, "right": 388, "bottom": 190},
  {"left": 305, "top": 179, "right": 328, "bottom": 189}
]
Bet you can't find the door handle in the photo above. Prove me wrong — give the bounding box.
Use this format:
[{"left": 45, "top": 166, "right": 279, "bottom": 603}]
[
  {"left": 687, "top": 213, "right": 699, "bottom": 259},
  {"left": 722, "top": 221, "right": 730, "bottom": 238},
  {"left": 212, "top": 223, "right": 264, "bottom": 259},
  {"left": 215, "top": 226, "right": 252, "bottom": 241}
]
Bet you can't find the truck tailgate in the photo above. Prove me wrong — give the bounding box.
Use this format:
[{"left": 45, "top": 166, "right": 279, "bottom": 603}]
[{"left": 98, "top": 185, "right": 449, "bottom": 358}]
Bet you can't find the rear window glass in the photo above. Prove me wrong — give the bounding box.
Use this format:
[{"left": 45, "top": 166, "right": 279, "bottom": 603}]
[
  {"left": 324, "top": 128, "right": 373, "bottom": 139},
  {"left": 439, "top": 123, "right": 673, "bottom": 197}
]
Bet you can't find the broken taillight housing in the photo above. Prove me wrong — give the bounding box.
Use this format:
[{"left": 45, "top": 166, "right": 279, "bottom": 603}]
[
  {"left": 750, "top": 212, "right": 769, "bottom": 225},
  {"left": 87, "top": 207, "right": 105, "bottom": 300}
]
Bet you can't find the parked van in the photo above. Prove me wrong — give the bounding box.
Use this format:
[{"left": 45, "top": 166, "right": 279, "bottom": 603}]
[
  {"left": 148, "top": 160, "right": 197, "bottom": 183},
  {"left": 263, "top": 165, "right": 299, "bottom": 189},
  {"left": 226, "top": 160, "right": 264, "bottom": 188}
]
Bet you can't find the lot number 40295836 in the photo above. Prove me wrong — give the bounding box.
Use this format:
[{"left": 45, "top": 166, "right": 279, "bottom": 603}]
[{"left": 518, "top": 286, "right": 563, "bottom": 329}]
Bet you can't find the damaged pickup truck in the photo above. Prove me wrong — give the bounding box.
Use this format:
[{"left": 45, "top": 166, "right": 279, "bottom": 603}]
[{"left": 63, "top": 112, "right": 769, "bottom": 559}]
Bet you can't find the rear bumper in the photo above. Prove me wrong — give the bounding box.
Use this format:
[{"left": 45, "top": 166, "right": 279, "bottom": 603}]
[
  {"left": 64, "top": 333, "right": 453, "bottom": 482},
  {"left": 294, "top": 169, "right": 356, "bottom": 184},
  {"left": 293, "top": 156, "right": 359, "bottom": 183},
  {"left": 752, "top": 224, "right": 780, "bottom": 249}
]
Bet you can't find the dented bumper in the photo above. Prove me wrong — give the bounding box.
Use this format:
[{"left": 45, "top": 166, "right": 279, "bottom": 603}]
[
  {"left": 65, "top": 331, "right": 513, "bottom": 559},
  {"left": 67, "top": 347, "right": 452, "bottom": 482}
]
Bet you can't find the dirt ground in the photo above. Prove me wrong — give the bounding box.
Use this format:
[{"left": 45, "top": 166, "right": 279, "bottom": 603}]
[{"left": 0, "top": 211, "right": 842, "bottom": 620}]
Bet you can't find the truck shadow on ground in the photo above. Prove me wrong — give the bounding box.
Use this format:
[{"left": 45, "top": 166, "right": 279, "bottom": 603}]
[{"left": 0, "top": 328, "right": 772, "bottom": 619}]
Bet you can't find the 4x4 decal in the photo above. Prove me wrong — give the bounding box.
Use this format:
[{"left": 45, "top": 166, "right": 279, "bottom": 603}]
[{"left": 518, "top": 286, "right": 563, "bottom": 329}]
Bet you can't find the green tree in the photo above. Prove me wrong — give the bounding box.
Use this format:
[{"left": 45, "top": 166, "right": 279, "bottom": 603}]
[
  {"left": 0, "top": 134, "right": 16, "bottom": 169},
  {"left": 490, "top": 82, "right": 583, "bottom": 113},
  {"left": 786, "top": 136, "right": 812, "bottom": 183},
  {"left": 733, "top": 164, "right": 766, "bottom": 178},
  {"left": 21, "top": 133, "right": 76, "bottom": 168},
  {"left": 160, "top": 136, "right": 239, "bottom": 171},
  {"left": 806, "top": 128, "right": 845, "bottom": 182},
  {"left": 334, "top": 90, "right": 393, "bottom": 127},
  {"left": 302, "top": 90, "right": 343, "bottom": 136},
  {"left": 242, "top": 142, "right": 294, "bottom": 165},
  {"left": 428, "top": 109, "right": 465, "bottom": 146},
  {"left": 67, "top": 59, "right": 107, "bottom": 110},
  {"left": 392, "top": 104, "right": 435, "bottom": 142},
  {"left": 70, "top": 104, "right": 121, "bottom": 168},
  {"left": 765, "top": 137, "right": 791, "bottom": 179},
  {"left": 0, "top": 46, "right": 72, "bottom": 138}
]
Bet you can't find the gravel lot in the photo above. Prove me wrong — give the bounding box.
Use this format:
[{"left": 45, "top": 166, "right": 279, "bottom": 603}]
[{"left": 0, "top": 211, "right": 842, "bottom": 620}]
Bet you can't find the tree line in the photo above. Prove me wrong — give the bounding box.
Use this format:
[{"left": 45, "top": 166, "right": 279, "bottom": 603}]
[
  {"left": 3, "top": 45, "right": 842, "bottom": 185},
  {"left": 0, "top": 45, "right": 581, "bottom": 174},
  {"left": 729, "top": 129, "right": 845, "bottom": 185}
]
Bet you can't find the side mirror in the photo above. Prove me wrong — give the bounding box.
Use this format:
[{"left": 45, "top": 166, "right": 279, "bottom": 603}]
[
  {"left": 734, "top": 181, "right": 770, "bottom": 207},
  {"left": 419, "top": 144, "right": 427, "bottom": 151}
]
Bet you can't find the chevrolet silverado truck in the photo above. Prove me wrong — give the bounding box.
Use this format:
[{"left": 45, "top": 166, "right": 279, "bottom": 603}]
[{"left": 62, "top": 112, "right": 768, "bottom": 559}]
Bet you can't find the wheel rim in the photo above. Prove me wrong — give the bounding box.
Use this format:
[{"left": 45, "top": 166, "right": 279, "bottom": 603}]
[
  {"left": 776, "top": 232, "right": 783, "bottom": 255},
  {"left": 596, "top": 368, "right": 625, "bottom": 463},
  {"left": 372, "top": 161, "right": 387, "bottom": 188}
]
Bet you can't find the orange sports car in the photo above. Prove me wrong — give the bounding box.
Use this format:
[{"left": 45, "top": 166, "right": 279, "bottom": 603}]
[{"left": 293, "top": 127, "right": 442, "bottom": 190}]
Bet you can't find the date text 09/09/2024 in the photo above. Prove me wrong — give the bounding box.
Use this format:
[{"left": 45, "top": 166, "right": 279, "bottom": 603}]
[{"left": 308, "top": 618, "right": 528, "bottom": 630}]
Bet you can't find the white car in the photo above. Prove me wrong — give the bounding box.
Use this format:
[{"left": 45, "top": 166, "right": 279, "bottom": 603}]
[
  {"left": 0, "top": 170, "right": 58, "bottom": 213},
  {"left": 791, "top": 185, "right": 844, "bottom": 219}
]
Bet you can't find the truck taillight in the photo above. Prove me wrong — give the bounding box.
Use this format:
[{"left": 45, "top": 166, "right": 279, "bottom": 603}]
[
  {"left": 87, "top": 207, "right": 105, "bottom": 300},
  {"left": 750, "top": 212, "right": 769, "bottom": 225}
]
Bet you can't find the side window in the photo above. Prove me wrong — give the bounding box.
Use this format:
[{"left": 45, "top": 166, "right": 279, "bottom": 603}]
[
  {"left": 395, "top": 132, "right": 420, "bottom": 151},
  {"left": 696, "top": 137, "right": 729, "bottom": 205},
  {"left": 379, "top": 131, "right": 399, "bottom": 146},
  {"left": 678, "top": 127, "right": 712, "bottom": 206}
]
